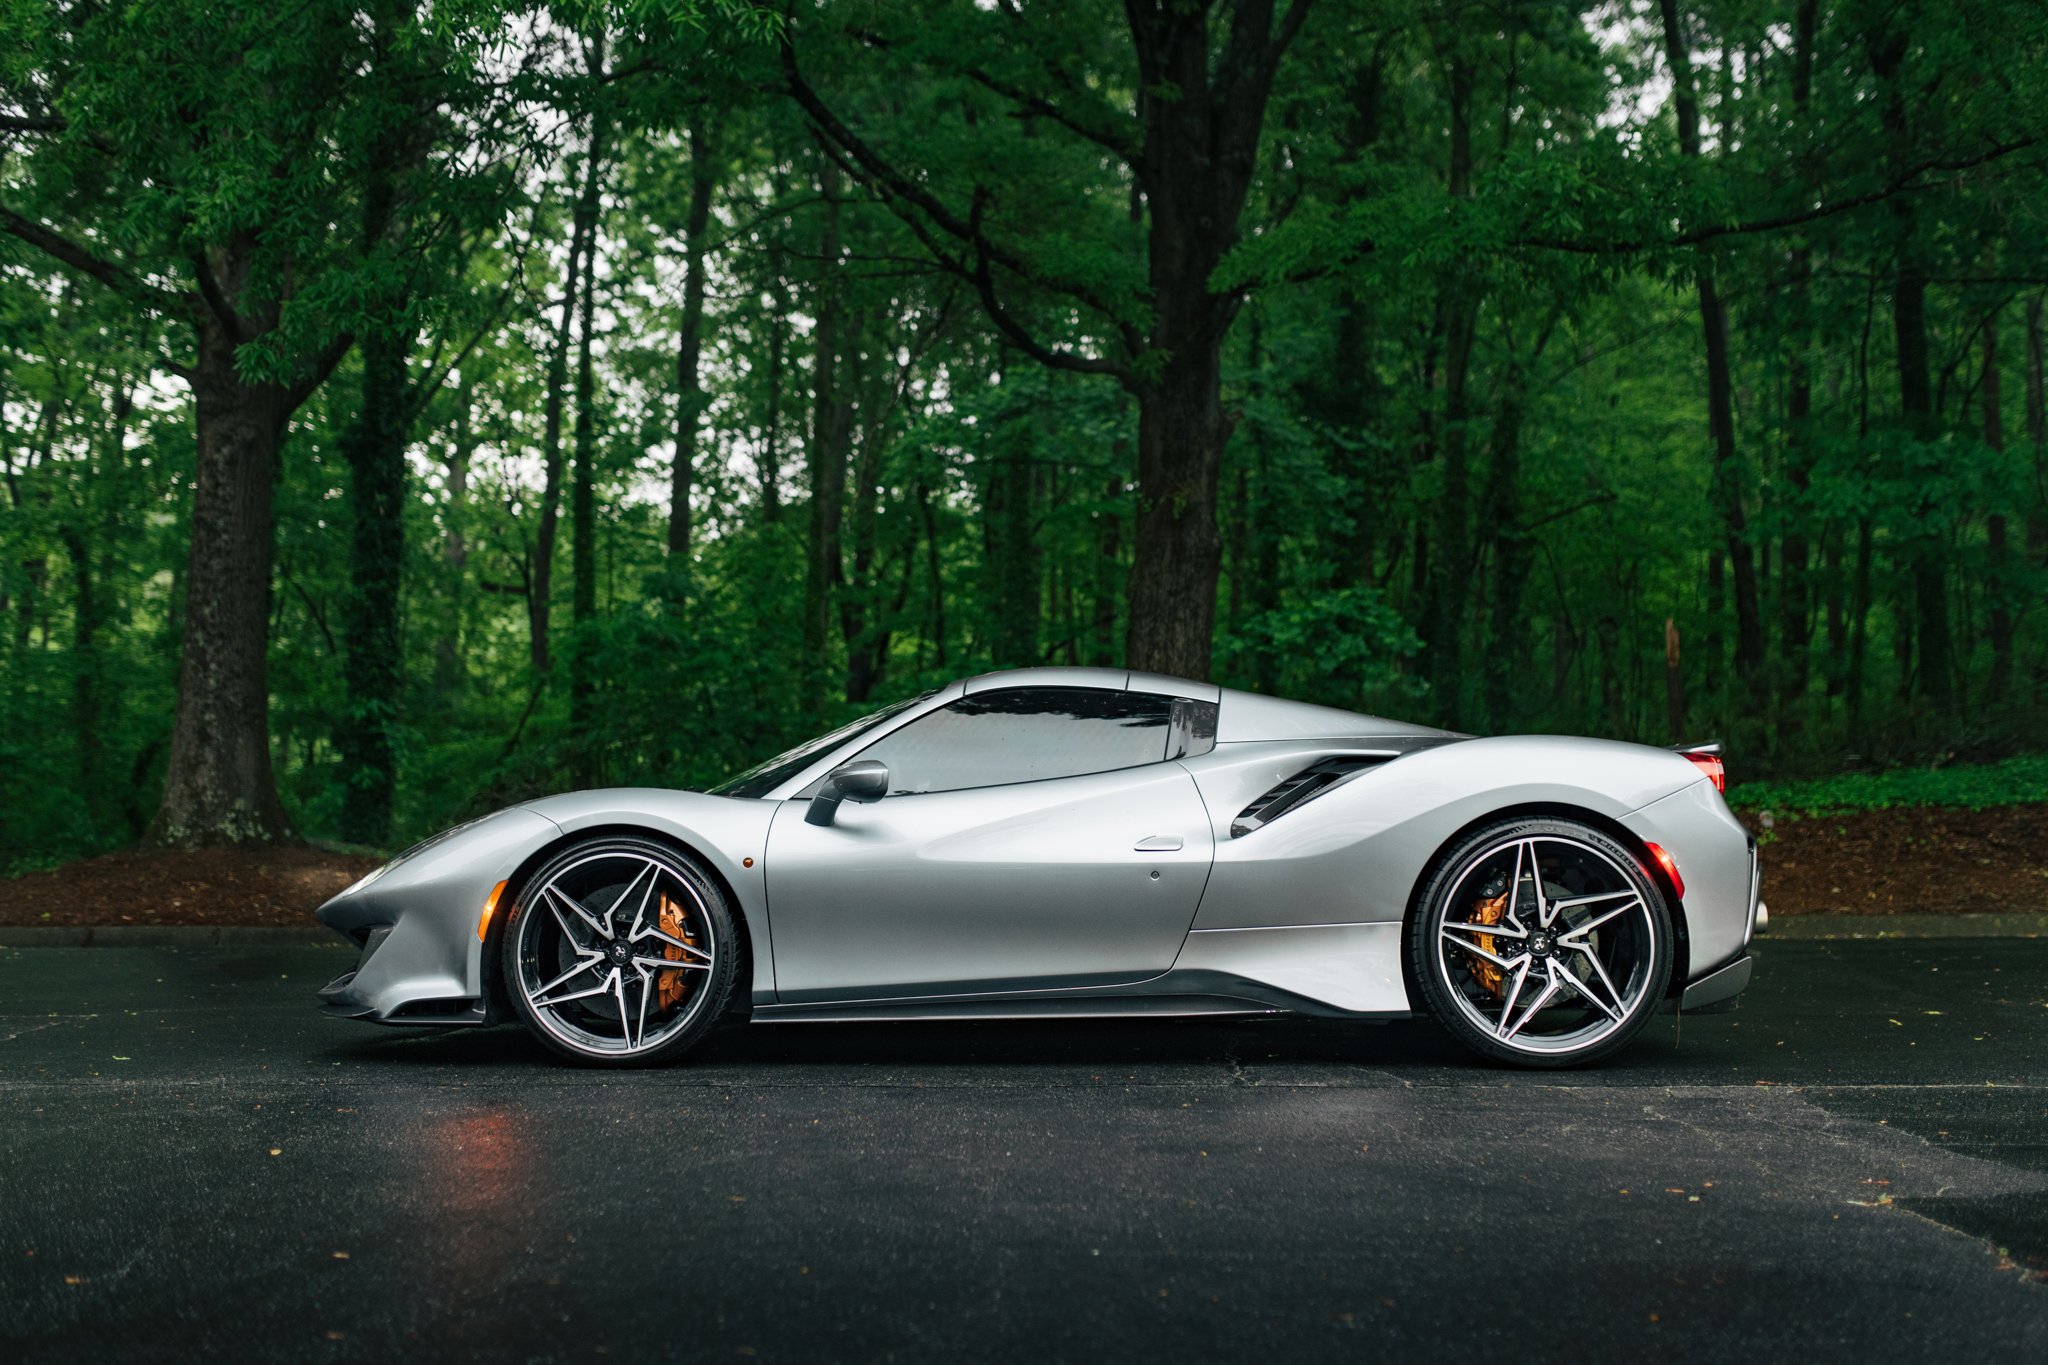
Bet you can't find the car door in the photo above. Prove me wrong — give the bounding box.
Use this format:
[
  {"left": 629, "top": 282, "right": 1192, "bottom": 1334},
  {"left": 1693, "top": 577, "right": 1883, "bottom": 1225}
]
[{"left": 762, "top": 686, "right": 1216, "bottom": 1002}]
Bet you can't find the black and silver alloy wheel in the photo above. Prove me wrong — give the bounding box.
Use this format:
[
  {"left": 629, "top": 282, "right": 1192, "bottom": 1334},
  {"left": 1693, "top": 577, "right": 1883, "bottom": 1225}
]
[
  {"left": 501, "top": 836, "right": 738, "bottom": 1066},
  {"left": 1408, "top": 818, "right": 1673, "bottom": 1068}
]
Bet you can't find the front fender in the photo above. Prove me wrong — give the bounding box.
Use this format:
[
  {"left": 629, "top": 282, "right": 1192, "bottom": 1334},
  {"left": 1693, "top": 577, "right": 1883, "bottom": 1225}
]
[{"left": 517, "top": 789, "right": 780, "bottom": 1001}]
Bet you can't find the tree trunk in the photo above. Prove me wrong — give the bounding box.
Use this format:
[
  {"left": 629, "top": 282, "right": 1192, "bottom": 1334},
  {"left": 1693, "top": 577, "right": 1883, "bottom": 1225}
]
[
  {"left": 1660, "top": 0, "right": 1763, "bottom": 685},
  {"left": 916, "top": 458, "right": 946, "bottom": 667},
  {"left": 803, "top": 161, "right": 852, "bottom": 719},
  {"left": 1846, "top": 516, "right": 1874, "bottom": 727},
  {"left": 568, "top": 111, "right": 608, "bottom": 784},
  {"left": 1126, "top": 345, "right": 1228, "bottom": 677},
  {"left": 1823, "top": 525, "right": 1846, "bottom": 700},
  {"left": 1870, "top": 25, "right": 1951, "bottom": 708},
  {"left": 433, "top": 376, "right": 473, "bottom": 694},
  {"left": 1778, "top": 0, "right": 1818, "bottom": 740},
  {"left": 530, "top": 125, "right": 604, "bottom": 678},
  {"left": 2026, "top": 292, "right": 2045, "bottom": 571},
  {"left": 668, "top": 112, "right": 716, "bottom": 561},
  {"left": 148, "top": 320, "right": 294, "bottom": 846},
  {"left": 60, "top": 377, "right": 133, "bottom": 839},
  {"left": 1480, "top": 379, "right": 1529, "bottom": 732},
  {"left": 984, "top": 393, "right": 1039, "bottom": 668},
  {"left": 842, "top": 402, "right": 892, "bottom": 702},
  {"left": 1091, "top": 465, "right": 1122, "bottom": 668},
  {"left": 1424, "top": 53, "right": 1478, "bottom": 726},
  {"left": 338, "top": 326, "right": 410, "bottom": 845},
  {"left": 60, "top": 520, "right": 100, "bottom": 825},
  {"left": 1982, "top": 314, "right": 2012, "bottom": 701},
  {"left": 1118, "top": 2, "right": 1301, "bottom": 680},
  {"left": 760, "top": 287, "right": 787, "bottom": 524}
]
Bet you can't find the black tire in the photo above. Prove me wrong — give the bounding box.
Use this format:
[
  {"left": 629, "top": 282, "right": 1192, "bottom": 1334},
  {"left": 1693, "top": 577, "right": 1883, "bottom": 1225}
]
[
  {"left": 501, "top": 835, "right": 740, "bottom": 1067},
  {"left": 1406, "top": 817, "right": 1673, "bottom": 1069}
]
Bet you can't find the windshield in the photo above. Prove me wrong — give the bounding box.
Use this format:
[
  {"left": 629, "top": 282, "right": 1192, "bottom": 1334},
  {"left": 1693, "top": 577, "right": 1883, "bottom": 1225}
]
[{"left": 706, "top": 692, "right": 933, "bottom": 799}]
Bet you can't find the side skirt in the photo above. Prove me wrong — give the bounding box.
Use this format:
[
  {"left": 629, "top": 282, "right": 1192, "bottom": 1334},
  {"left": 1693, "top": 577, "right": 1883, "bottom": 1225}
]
[{"left": 751, "top": 994, "right": 1281, "bottom": 1024}]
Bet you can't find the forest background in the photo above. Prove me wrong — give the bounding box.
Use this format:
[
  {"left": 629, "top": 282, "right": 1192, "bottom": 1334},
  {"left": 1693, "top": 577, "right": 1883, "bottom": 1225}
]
[{"left": 2, "top": 0, "right": 2045, "bottom": 868}]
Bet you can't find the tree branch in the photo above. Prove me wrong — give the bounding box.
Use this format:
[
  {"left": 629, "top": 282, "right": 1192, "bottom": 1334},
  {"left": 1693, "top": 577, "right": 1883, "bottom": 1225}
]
[
  {"left": 286, "top": 332, "right": 356, "bottom": 411},
  {"left": 188, "top": 252, "right": 246, "bottom": 340},
  {"left": 1526, "top": 135, "right": 2043, "bottom": 255},
  {"left": 0, "top": 206, "right": 183, "bottom": 309},
  {"left": 405, "top": 292, "right": 513, "bottom": 424},
  {"left": 958, "top": 61, "right": 1137, "bottom": 161},
  {"left": 782, "top": 20, "right": 1138, "bottom": 354}
]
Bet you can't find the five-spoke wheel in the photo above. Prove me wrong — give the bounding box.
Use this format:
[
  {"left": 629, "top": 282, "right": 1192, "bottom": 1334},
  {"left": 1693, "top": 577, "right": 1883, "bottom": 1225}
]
[
  {"left": 1408, "top": 818, "right": 1672, "bottom": 1068},
  {"left": 501, "top": 837, "right": 738, "bottom": 1066}
]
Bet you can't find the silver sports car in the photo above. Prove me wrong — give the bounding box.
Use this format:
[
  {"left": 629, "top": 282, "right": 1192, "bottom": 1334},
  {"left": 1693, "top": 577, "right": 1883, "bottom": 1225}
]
[{"left": 316, "top": 667, "right": 1761, "bottom": 1068}]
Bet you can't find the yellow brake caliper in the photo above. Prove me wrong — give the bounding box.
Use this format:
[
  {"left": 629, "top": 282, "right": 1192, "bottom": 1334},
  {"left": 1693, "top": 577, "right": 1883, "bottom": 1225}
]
[
  {"left": 1468, "top": 892, "right": 1508, "bottom": 997},
  {"left": 655, "top": 893, "right": 700, "bottom": 1012}
]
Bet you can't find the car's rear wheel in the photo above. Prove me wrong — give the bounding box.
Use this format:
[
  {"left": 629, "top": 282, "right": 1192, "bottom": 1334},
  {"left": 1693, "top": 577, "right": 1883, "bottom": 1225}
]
[
  {"left": 502, "top": 836, "right": 738, "bottom": 1066},
  {"left": 1408, "top": 818, "right": 1672, "bottom": 1068}
]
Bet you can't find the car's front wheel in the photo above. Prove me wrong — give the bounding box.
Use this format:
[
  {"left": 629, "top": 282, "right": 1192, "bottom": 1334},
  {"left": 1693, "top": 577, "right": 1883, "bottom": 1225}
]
[
  {"left": 502, "top": 836, "right": 739, "bottom": 1066},
  {"left": 1408, "top": 818, "right": 1673, "bottom": 1068}
]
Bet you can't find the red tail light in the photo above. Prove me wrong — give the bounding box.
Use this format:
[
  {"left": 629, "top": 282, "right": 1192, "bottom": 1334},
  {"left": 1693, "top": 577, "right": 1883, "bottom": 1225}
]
[{"left": 1684, "top": 752, "right": 1726, "bottom": 794}]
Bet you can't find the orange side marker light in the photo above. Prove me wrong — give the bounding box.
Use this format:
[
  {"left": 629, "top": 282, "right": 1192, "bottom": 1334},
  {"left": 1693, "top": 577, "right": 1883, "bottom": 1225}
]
[{"left": 478, "top": 880, "right": 508, "bottom": 942}]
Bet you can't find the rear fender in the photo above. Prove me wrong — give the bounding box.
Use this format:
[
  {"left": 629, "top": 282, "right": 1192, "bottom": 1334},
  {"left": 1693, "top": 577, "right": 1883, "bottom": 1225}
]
[{"left": 1185, "top": 735, "right": 1702, "bottom": 933}]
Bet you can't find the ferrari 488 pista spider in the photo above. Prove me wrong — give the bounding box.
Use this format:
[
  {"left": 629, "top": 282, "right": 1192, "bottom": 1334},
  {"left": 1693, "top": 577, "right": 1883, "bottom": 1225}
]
[{"left": 316, "top": 667, "right": 1761, "bottom": 1068}]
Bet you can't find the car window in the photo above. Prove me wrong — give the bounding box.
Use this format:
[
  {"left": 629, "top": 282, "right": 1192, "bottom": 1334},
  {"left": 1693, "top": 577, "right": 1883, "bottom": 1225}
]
[
  {"left": 850, "top": 687, "right": 1175, "bottom": 795},
  {"left": 706, "top": 691, "right": 932, "bottom": 798}
]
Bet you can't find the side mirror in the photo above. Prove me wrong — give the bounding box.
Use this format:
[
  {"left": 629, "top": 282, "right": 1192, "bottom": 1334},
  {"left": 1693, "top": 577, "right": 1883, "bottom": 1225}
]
[{"left": 804, "top": 759, "right": 890, "bottom": 827}]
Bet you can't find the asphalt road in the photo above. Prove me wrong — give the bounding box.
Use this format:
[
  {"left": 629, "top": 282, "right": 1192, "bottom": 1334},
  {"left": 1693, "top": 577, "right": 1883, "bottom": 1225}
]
[{"left": 2, "top": 935, "right": 2045, "bottom": 1363}]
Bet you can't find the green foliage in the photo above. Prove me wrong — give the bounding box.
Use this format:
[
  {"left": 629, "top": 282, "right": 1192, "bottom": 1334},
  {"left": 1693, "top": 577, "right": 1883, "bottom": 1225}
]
[
  {"left": 3, "top": 0, "right": 2047, "bottom": 863},
  {"left": 1729, "top": 756, "right": 2048, "bottom": 816}
]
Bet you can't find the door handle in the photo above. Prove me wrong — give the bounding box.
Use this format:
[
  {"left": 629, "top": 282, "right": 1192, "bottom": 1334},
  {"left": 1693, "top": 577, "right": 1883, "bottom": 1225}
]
[{"left": 1133, "top": 834, "right": 1184, "bottom": 852}]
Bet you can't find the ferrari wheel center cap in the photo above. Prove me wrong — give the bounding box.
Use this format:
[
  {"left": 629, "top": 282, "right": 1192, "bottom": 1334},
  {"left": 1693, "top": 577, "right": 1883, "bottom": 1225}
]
[
  {"left": 1530, "top": 933, "right": 1554, "bottom": 957},
  {"left": 607, "top": 941, "right": 631, "bottom": 965}
]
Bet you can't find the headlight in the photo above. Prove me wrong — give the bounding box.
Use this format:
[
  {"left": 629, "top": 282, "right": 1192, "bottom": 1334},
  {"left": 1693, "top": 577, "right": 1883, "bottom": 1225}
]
[
  {"left": 339, "top": 862, "right": 392, "bottom": 898},
  {"left": 340, "top": 814, "right": 493, "bottom": 896}
]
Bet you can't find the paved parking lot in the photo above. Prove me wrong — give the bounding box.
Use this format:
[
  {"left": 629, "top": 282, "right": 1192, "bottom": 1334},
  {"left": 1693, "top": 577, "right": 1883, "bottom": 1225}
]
[{"left": 2, "top": 934, "right": 2045, "bottom": 1362}]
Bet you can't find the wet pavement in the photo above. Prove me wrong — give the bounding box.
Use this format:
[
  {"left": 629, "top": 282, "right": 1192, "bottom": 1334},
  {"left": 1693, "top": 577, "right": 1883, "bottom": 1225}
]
[{"left": 2, "top": 935, "right": 2044, "bottom": 1362}]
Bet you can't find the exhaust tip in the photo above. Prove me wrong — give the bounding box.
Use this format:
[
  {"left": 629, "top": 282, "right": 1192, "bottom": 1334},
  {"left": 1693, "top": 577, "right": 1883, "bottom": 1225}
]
[{"left": 1754, "top": 901, "right": 1769, "bottom": 934}]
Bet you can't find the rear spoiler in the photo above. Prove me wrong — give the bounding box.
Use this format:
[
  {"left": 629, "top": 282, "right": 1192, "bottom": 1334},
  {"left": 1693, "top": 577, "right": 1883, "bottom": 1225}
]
[{"left": 1667, "top": 740, "right": 1726, "bottom": 792}]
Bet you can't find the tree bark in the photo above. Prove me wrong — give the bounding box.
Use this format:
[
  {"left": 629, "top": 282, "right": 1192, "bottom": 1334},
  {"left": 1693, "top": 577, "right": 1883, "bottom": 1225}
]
[
  {"left": 668, "top": 112, "right": 716, "bottom": 561},
  {"left": 147, "top": 318, "right": 295, "bottom": 846}
]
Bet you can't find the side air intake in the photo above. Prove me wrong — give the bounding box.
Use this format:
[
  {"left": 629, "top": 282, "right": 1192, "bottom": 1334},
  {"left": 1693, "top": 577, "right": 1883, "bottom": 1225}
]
[{"left": 1230, "top": 755, "right": 1392, "bottom": 838}]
